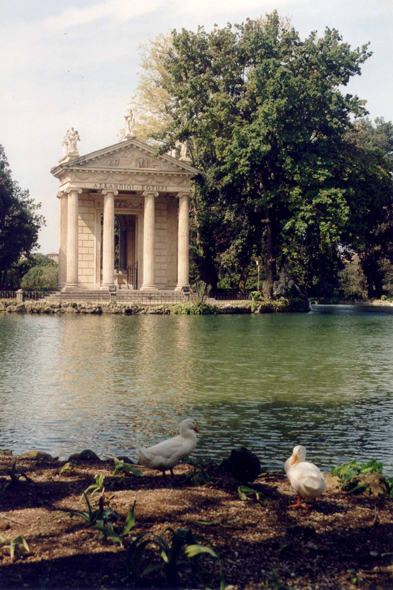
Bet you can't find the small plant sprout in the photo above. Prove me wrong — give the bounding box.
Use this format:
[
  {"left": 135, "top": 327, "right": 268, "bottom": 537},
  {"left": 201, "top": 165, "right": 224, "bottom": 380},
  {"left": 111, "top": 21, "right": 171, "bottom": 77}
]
[
  {"left": 0, "top": 535, "right": 30, "bottom": 563},
  {"left": 75, "top": 493, "right": 120, "bottom": 527},
  {"left": 238, "top": 485, "right": 266, "bottom": 505},
  {"left": 127, "top": 526, "right": 225, "bottom": 589},
  {"left": 59, "top": 462, "right": 73, "bottom": 475},
  {"left": 82, "top": 474, "right": 105, "bottom": 499},
  {"left": 94, "top": 501, "right": 136, "bottom": 548},
  {"left": 347, "top": 569, "right": 363, "bottom": 586},
  {"left": 113, "top": 458, "right": 144, "bottom": 477}
]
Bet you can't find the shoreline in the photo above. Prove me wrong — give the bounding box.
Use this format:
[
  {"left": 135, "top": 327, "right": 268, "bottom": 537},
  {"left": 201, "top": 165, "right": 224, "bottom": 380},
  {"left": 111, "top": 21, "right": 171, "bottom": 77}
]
[
  {"left": 0, "top": 298, "right": 310, "bottom": 315},
  {"left": 1, "top": 450, "right": 392, "bottom": 590}
]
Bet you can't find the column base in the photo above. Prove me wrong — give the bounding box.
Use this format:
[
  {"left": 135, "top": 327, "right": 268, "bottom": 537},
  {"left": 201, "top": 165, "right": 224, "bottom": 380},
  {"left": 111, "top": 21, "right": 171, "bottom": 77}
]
[
  {"left": 175, "top": 284, "right": 189, "bottom": 292},
  {"left": 62, "top": 284, "right": 80, "bottom": 292},
  {"left": 140, "top": 284, "right": 158, "bottom": 291},
  {"left": 100, "top": 284, "right": 116, "bottom": 291}
]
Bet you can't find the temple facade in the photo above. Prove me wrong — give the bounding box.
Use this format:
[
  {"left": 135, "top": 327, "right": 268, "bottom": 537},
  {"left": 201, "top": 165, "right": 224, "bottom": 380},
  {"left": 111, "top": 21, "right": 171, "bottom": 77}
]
[{"left": 51, "top": 136, "right": 198, "bottom": 292}]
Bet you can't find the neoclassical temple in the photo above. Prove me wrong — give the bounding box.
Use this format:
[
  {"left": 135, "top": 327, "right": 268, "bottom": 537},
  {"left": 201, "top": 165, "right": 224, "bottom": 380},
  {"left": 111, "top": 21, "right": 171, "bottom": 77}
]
[{"left": 51, "top": 128, "right": 198, "bottom": 292}]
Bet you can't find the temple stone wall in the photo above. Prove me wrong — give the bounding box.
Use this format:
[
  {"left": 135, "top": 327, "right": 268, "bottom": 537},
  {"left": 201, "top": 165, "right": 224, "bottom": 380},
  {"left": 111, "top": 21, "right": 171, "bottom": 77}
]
[
  {"left": 166, "top": 198, "right": 178, "bottom": 288},
  {"left": 77, "top": 194, "right": 96, "bottom": 288}
]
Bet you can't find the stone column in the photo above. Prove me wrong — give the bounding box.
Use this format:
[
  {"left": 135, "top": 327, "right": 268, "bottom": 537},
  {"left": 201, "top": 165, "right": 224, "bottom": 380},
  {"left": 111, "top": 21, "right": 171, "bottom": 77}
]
[
  {"left": 175, "top": 193, "right": 190, "bottom": 291},
  {"left": 140, "top": 191, "right": 158, "bottom": 291},
  {"left": 101, "top": 189, "right": 118, "bottom": 290},
  {"left": 63, "top": 188, "right": 82, "bottom": 291},
  {"left": 58, "top": 191, "right": 68, "bottom": 289}
]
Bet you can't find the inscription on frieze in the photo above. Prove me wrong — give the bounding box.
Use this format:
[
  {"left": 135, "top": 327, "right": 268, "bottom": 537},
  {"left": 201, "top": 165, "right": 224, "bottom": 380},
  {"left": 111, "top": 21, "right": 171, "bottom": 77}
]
[{"left": 93, "top": 183, "right": 168, "bottom": 191}]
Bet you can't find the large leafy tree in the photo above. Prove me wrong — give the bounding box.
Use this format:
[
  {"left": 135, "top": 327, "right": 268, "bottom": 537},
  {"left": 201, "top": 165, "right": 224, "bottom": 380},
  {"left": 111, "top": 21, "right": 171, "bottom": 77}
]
[
  {"left": 131, "top": 13, "right": 373, "bottom": 295},
  {"left": 0, "top": 145, "right": 45, "bottom": 288}
]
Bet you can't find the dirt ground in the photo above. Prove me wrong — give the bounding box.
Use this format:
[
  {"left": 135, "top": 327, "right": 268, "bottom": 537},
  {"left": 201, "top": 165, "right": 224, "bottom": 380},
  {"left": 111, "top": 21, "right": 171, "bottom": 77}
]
[{"left": 0, "top": 451, "right": 392, "bottom": 590}]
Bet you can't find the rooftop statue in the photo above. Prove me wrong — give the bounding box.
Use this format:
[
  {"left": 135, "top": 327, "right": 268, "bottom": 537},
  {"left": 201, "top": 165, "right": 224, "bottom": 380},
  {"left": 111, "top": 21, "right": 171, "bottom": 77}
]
[
  {"left": 124, "top": 108, "right": 136, "bottom": 139},
  {"left": 62, "top": 127, "right": 81, "bottom": 159}
]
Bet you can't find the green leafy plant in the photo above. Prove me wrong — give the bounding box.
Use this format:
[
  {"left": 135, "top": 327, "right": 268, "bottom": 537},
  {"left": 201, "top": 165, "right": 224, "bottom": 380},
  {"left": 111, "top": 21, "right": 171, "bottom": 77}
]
[
  {"left": 113, "top": 458, "right": 144, "bottom": 477},
  {"left": 59, "top": 462, "right": 74, "bottom": 475},
  {"left": 94, "top": 501, "right": 136, "bottom": 548},
  {"left": 251, "top": 291, "right": 262, "bottom": 302},
  {"left": 181, "top": 463, "right": 212, "bottom": 487},
  {"left": 0, "top": 535, "right": 30, "bottom": 563},
  {"left": 347, "top": 569, "right": 363, "bottom": 586},
  {"left": 75, "top": 492, "right": 120, "bottom": 527},
  {"left": 386, "top": 476, "right": 393, "bottom": 499},
  {"left": 332, "top": 459, "right": 385, "bottom": 493},
  {"left": 238, "top": 485, "right": 266, "bottom": 505},
  {"left": 172, "top": 302, "right": 218, "bottom": 315},
  {"left": 127, "top": 526, "right": 225, "bottom": 588},
  {"left": 82, "top": 474, "right": 105, "bottom": 499}
]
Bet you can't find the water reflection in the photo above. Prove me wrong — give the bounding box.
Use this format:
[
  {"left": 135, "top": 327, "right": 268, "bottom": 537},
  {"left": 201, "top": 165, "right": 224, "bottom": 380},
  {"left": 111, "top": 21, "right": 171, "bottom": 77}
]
[{"left": 0, "top": 312, "right": 392, "bottom": 473}]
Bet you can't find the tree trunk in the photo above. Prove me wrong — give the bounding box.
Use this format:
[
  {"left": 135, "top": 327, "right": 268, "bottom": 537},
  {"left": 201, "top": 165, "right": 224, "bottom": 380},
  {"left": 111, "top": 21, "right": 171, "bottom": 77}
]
[
  {"left": 263, "top": 210, "right": 276, "bottom": 299},
  {"left": 238, "top": 267, "right": 248, "bottom": 295}
]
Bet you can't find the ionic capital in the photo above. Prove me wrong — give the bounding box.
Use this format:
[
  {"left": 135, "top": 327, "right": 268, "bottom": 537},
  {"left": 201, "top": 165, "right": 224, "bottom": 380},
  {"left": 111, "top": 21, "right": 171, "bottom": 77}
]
[
  {"left": 142, "top": 191, "right": 159, "bottom": 198},
  {"left": 101, "top": 189, "right": 119, "bottom": 196},
  {"left": 176, "top": 192, "right": 190, "bottom": 199},
  {"left": 63, "top": 187, "right": 83, "bottom": 195}
]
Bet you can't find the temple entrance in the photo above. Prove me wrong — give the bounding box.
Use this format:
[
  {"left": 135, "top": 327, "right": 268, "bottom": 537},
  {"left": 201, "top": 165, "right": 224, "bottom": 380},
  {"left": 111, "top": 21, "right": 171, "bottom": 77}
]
[{"left": 100, "top": 213, "right": 138, "bottom": 289}]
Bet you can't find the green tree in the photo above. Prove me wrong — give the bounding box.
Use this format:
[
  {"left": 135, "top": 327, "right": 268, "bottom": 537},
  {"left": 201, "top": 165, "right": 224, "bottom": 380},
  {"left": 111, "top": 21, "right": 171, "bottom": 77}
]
[
  {"left": 135, "top": 13, "right": 371, "bottom": 295},
  {"left": 20, "top": 266, "right": 58, "bottom": 291},
  {"left": 342, "top": 118, "right": 393, "bottom": 298},
  {"left": 0, "top": 146, "right": 45, "bottom": 288}
]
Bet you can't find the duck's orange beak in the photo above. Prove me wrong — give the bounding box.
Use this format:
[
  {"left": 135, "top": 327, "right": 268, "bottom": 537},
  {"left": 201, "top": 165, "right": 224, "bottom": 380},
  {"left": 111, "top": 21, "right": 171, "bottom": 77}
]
[
  {"left": 290, "top": 453, "right": 298, "bottom": 465},
  {"left": 194, "top": 426, "right": 200, "bottom": 433}
]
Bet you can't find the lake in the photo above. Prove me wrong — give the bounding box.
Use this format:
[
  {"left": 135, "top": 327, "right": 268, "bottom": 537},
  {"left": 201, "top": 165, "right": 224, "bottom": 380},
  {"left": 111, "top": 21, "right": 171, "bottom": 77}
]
[{"left": 0, "top": 310, "right": 392, "bottom": 474}]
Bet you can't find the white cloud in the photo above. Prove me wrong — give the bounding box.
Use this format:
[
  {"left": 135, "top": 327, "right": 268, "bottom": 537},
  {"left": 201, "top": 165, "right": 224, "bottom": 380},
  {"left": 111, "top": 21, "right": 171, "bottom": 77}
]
[{"left": 42, "top": 0, "right": 163, "bottom": 30}]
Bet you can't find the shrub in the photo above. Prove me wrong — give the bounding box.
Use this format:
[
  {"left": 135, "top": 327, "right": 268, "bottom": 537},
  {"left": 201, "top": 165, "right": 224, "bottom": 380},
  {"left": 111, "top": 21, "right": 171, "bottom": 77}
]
[
  {"left": 172, "top": 302, "right": 218, "bottom": 315},
  {"left": 331, "top": 459, "right": 389, "bottom": 495},
  {"left": 21, "top": 266, "right": 58, "bottom": 291}
]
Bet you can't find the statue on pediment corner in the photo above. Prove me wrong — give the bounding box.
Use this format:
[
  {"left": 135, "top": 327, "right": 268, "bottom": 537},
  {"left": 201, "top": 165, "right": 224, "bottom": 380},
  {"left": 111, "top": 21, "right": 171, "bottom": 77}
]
[
  {"left": 124, "top": 108, "right": 136, "bottom": 139},
  {"left": 177, "top": 140, "right": 192, "bottom": 163},
  {"left": 60, "top": 127, "right": 81, "bottom": 162}
]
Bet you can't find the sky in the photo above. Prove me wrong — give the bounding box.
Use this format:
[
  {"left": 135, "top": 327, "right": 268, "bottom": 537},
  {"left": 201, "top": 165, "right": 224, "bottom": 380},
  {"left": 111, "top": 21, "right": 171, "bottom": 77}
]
[{"left": 0, "top": 0, "right": 392, "bottom": 254}]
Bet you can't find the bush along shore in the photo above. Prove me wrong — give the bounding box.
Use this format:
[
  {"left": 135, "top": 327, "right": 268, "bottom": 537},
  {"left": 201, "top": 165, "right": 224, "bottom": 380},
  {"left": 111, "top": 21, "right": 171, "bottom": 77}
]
[
  {"left": 0, "top": 449, "right": 393, "bottom": 590},
  {"left": 0, "top": 297, "right": 310, "bottom": 316}
]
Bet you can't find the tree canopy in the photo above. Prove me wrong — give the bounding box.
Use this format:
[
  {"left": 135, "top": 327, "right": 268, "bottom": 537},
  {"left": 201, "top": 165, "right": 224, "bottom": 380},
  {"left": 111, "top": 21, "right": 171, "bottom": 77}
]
[
  {"left": 0, "top": 145, "right": 45, "bottom": 288},
  {"left": 130, "top": 13, "right": 393, "bottom": 297}
]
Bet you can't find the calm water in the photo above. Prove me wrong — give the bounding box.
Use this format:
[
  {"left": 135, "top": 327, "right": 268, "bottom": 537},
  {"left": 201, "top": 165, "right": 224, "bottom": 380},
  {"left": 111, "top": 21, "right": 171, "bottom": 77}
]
[{"left": 0, "top": 311, "right": 392, "bottom": 474}]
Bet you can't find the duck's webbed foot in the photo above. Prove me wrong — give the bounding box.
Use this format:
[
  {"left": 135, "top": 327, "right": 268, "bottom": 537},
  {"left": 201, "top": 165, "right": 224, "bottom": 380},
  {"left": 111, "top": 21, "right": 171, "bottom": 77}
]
[{"left": 289, "top": 495, "right": 309, "bottom": 509}]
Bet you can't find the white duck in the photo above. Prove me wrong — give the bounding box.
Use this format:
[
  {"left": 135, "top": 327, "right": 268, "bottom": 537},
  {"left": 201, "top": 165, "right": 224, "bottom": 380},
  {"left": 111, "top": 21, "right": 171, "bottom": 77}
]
[
  {"left": 138, "top": 418, "right": 200, "bottom": 478},
  {"left": 284, "top": 445, "right": 326, "bottom": 509}
]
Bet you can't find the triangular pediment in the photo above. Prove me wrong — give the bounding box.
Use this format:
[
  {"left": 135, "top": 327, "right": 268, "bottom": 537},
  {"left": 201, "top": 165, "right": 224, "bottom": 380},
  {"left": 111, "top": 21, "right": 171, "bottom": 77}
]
[{"left": 52, "top": 138, "right": 198, "bottom": 176}]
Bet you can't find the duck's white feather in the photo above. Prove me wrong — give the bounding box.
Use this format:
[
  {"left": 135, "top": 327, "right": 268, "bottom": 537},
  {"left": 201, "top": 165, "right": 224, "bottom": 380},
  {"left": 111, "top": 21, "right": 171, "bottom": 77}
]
[
  {"left": 138, "top": 419, "right": 198, "bottom": 472},
  {"left": 285, "top": 446, "right": 326, "bottom": 501}
]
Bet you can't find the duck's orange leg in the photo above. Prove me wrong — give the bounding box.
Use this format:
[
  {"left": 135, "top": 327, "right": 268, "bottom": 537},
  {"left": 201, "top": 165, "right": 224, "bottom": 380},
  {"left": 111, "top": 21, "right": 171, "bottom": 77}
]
[{"left": 289, "top": 495, "right": 308, "bottom": 509}]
